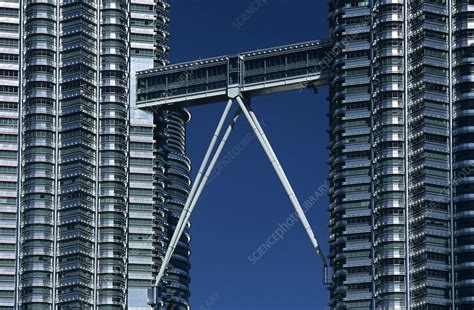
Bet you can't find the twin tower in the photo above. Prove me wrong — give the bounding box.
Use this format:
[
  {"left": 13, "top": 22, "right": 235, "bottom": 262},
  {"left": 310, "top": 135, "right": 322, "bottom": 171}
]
[{"left": 0, "top": 0, "right": 473, "bottom": 309}]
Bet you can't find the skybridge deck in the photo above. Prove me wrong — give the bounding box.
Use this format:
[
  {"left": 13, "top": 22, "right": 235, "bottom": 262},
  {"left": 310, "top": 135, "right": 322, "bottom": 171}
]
[{"left": 136, "top": 39, "right": 333, "bottom": 108}]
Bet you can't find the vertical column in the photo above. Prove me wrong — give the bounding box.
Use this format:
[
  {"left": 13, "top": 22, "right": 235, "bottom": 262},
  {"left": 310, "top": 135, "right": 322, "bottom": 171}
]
[
  {"left": 372, "top": 0, "right": 407, "bottom": 308},
  {"left": 127, "top": 0, "right": 157, "bottom": 307},
  {"left": 368, "top": 1, "right": 376, "bottom": 309},
  {"left": 57, "top": 0, "right": 99, "bottom": 307},
  {"left": 407, "top": 0, "right": 452, "bottom": 308},
  {"left": 97, "top": 0, "right": 129, "bottom": 307},
  {"left": 452, "top": 0, "right": 474, "bottom": 308},
  {"left": 448, "top": 1, "right": 455, "bottom": 308},
  {"left": 0, "top": 0, "right": 21, "bottom": 307},
  {"left": 20, "top": 0, "right": 58, "bottom": 306},
  {"left": 327, "top": 0, "right": 373, "bottom": 308},
  {"left": 94, "top": 0, "right": 101, "bottom": 307}
]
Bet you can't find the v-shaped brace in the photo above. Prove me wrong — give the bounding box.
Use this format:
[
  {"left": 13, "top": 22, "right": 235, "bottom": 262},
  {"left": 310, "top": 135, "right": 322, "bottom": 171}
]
[{"left": 148, "top": 96, "right": 328, "bottom": 307}]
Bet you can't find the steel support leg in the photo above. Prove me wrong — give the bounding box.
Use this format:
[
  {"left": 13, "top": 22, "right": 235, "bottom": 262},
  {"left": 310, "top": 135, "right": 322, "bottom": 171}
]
[
  {"left": 161, "top": 108, "right": 241, "bottom": 279},
  {"left": 185, "top": 108, "right": 242, "bottom": 226},
  {"left": 152, "top": 101, "right": 241, "bottom": 297},
  {"left": 154, "top": 99, "right": 233, "bottom": 286},
  {"left": 235, "top": 96, "right": 328, "bottom": 281},
  {"left": 149, "top": 94, "right": 330, "bottom": 308}
]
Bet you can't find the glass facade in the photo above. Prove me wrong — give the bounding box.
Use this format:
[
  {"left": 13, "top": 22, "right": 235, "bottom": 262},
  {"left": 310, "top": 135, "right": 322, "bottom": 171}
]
[
  {"left": 327, "top": 0, "right": 474, "bottom": 309},
  {"left": 0, "top": 0, "right": 192, "bottom": 308},
  {"left": 0, "top": 0, "right": 20, "bottom": 307},
  {"left": 4, "top": 0, "right": 474, "bottom": 308},
  {"left": 328, "top": 1, "right": 374, "bottom": 309}
]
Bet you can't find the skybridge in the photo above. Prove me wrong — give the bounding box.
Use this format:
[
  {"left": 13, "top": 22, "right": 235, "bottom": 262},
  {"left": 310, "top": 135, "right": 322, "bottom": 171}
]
[
  {"left": 136, "top": 39, "right": 333, "bottom": 109},
  {"left": 138, "top": 39, "right": 335, "bottom": 308}
]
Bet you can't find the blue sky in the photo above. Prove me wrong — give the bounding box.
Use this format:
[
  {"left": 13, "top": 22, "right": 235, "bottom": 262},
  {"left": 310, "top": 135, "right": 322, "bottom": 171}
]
[{"left": 169, "top": 1, "right": 330, "bottom": 309}]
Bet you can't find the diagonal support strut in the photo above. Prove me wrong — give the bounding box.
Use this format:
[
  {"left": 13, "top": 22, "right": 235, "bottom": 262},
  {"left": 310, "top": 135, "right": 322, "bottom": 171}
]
[
  {"left": 149, "top": 95, "right": 329, "bottom": 307},
  {"left": 149, "top": 99, "right": 242, "bottom": 306},
  {"left": 235, "top": 96, "right": 328, "bottom": 282}
]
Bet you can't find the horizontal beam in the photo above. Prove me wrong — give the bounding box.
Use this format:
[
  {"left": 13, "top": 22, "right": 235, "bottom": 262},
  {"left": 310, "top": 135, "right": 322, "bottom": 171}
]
[{"left": 136, "top": 39, "right": 333, "bottom": 109}]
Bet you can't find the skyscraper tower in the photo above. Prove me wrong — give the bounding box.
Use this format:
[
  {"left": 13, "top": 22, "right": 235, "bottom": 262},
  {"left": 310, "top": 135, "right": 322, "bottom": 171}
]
[
  {"left": 129, "top": 0, "right": 191, "bottom": 308},
  {"left": 327, "top": 0, "right": 474, "bottom": 309},
  {"left": 0, "top": 0, "right": 191, "bottom": 308}
]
